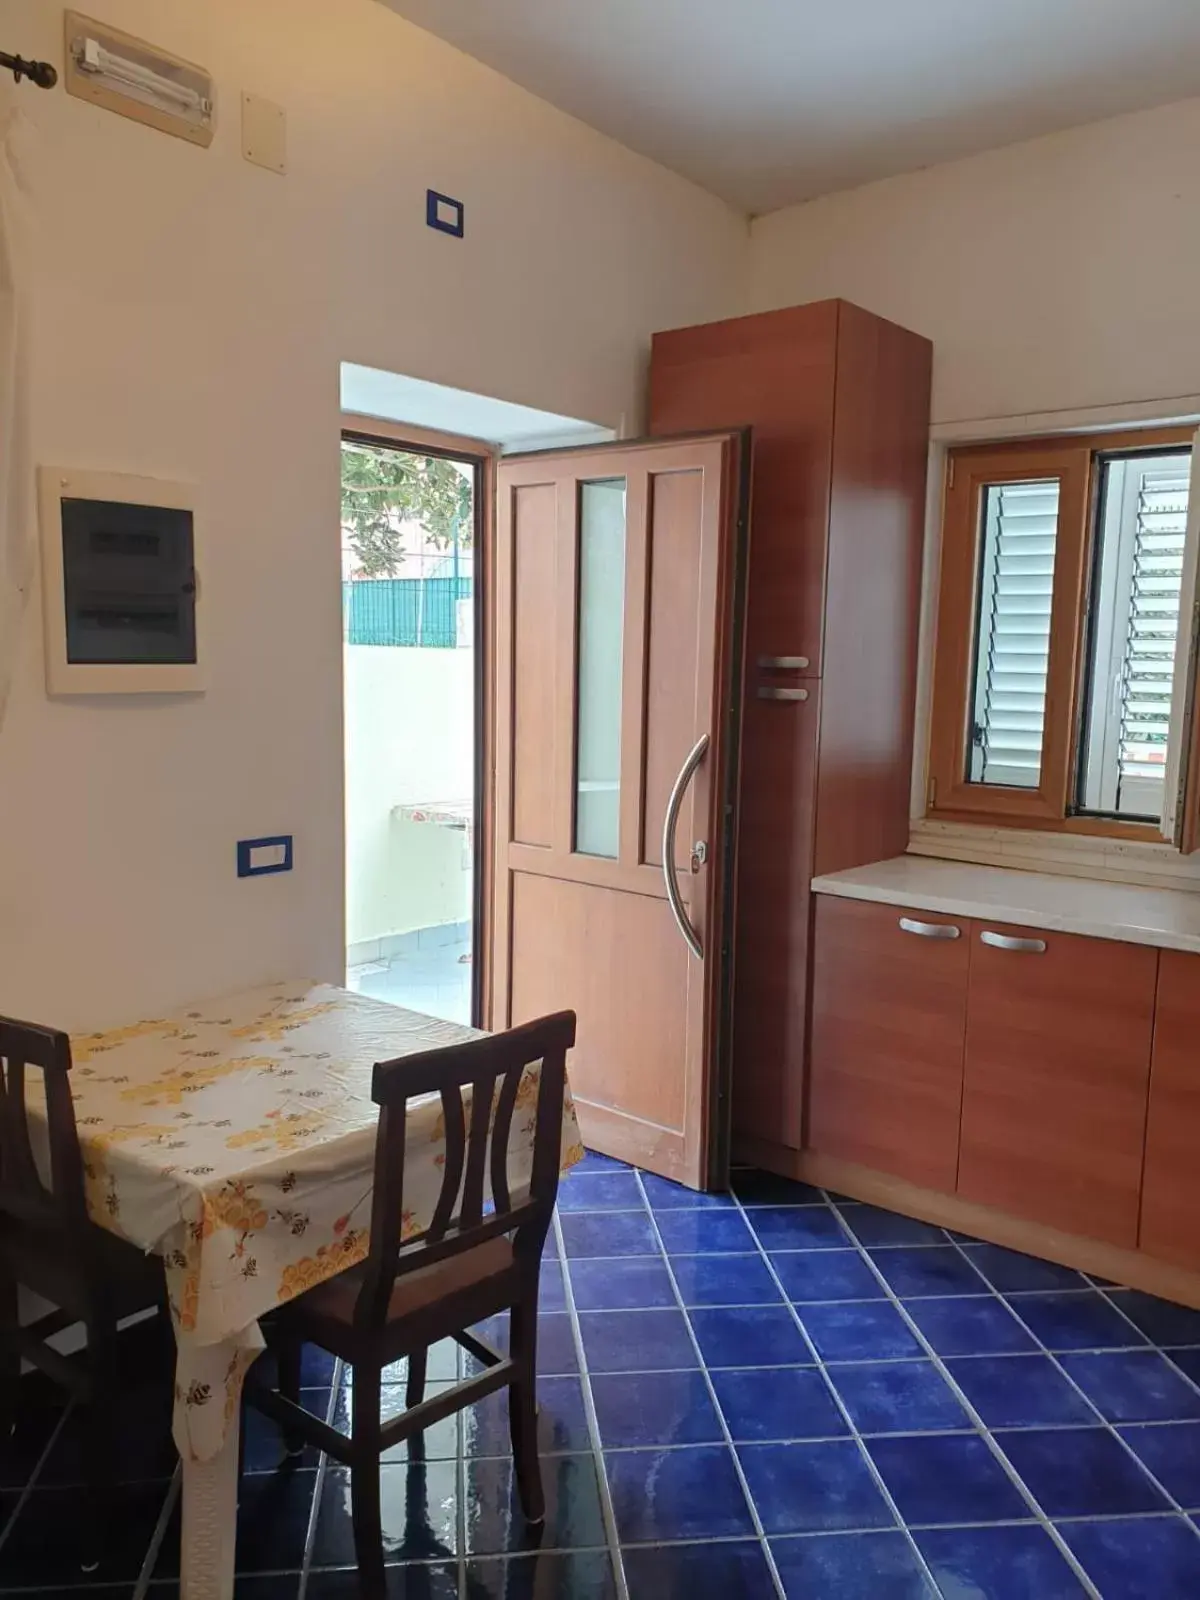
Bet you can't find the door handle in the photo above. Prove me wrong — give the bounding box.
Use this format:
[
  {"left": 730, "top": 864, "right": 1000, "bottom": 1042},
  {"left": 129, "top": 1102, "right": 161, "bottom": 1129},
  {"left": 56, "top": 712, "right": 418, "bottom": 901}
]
[
  {"left": 757, "top": 655, "right": 810, "bottom": 671},
  {"left": 980, "top": 930, "right": 1047, "bottom": 954},
  {"left": 757, "top": 686, "right": 809, "bottom": 702},
  {"left": 898, "top": 917, "right": 961, "bottom": 940},
  {"left": 662, "top": 733, "right": 708, "bottom": 962}
]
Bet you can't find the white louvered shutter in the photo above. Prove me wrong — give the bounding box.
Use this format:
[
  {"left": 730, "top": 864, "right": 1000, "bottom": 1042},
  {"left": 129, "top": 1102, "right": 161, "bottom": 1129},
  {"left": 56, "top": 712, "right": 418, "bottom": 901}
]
[
  {"left": 1079, "top": 450, "right": 1192, "bottom": 821},
  {"left": 968, "top": 480, "right": 1059, "bottom": 788},
  {"left": 1116, "top": 463, "right": 1189, "bottom": 809},
  {"left": 1162, "top": 430, "right": 1200, "bottom": 843}
]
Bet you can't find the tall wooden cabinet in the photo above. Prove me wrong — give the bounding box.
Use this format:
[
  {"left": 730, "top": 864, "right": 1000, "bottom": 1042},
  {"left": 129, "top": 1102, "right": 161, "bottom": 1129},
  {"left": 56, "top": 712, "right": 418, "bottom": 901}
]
[{"left": 649, "top": 301, "right": 933, "bottom": 1164}]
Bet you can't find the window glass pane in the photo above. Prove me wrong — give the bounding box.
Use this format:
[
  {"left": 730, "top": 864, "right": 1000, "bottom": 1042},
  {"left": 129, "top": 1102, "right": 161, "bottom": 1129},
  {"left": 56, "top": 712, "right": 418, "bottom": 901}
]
[
  {"left": 575, "top": 479, "right": 626, "bottom": 857},
  {"left": 1077, "top": 452, "right": 1191, "bottom": 821},
  {"left": 968, "top": 480, "right": 1059, "bottom": 788}
]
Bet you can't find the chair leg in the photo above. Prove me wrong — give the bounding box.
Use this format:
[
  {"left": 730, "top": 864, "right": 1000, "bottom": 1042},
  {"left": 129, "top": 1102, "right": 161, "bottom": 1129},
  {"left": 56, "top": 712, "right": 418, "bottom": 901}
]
[
  {"left": 81, "top": 1319, "right": 119, "bottom": 1573},
  {"left": 350, "top": 1364, "right": 386, "bottom": 1600},
  {"left": 0, "top": 1269, "right": 20, "bottom": 1442},
  {"left": 276, "top": 1337, "right": 305, "bottom": 1457},
  {"left": 405, "top": 1347, "right": 427, "bottom": 1410},
  {"left": 508, "top": 1293, "right": 545, "bottom": 1526}
]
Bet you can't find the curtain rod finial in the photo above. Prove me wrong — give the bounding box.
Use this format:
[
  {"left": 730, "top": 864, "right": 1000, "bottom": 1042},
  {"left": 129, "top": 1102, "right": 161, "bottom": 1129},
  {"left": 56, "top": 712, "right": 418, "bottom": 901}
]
[{"left": 1, "top": 52, "right": 58, "bottom": 90}]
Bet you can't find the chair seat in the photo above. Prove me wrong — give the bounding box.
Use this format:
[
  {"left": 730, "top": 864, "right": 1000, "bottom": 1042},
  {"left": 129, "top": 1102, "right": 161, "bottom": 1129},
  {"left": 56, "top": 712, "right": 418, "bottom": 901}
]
[
  {"left": 286, "top": 1235, "right": 517, "bottom": 1352},
  {"left": 0, "top": 1216, "right": 164, "bottom": 1323}
]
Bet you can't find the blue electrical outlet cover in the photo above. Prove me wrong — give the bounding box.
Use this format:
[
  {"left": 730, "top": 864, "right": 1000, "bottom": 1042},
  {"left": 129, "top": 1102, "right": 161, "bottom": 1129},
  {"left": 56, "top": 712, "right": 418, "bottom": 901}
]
[
  {"left": 426, "top": 189, "right": 465, "bottom": 237},
  {"left": 237, "top": 836, "right": 293, "bottom": 878}
]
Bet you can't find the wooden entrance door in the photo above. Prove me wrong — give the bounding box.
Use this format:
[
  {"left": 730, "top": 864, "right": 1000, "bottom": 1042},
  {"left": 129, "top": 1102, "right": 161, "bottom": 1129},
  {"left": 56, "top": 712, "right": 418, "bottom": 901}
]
[{"left": 491, "top": 435, "right": 746, "bottom": 1187}]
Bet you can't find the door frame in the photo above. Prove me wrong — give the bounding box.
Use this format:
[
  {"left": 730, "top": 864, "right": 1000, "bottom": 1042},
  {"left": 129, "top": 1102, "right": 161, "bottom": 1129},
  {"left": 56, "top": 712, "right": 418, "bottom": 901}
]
[
  {"left": 340, "top": 413, "right": 497, "bottom": 1028},
  {"left": 708, "top": 430, "right": 752, "bottom": 1186}
]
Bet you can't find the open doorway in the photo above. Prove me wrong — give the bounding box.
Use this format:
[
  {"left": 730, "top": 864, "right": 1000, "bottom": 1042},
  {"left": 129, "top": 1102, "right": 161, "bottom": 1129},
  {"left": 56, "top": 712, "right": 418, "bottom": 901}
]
[
  {"left": 341, "top": 428, "right": 485, "bottom": 1026},
  {"left": 337, "top": 360, "right": 616, "bottom": 1030}
]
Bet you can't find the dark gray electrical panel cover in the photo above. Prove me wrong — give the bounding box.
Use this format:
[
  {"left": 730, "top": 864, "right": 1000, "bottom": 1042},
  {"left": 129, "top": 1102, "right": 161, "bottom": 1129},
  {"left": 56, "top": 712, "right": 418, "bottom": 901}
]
[{"left": 60, "top": 497, "right": 197, "bottom": 665}]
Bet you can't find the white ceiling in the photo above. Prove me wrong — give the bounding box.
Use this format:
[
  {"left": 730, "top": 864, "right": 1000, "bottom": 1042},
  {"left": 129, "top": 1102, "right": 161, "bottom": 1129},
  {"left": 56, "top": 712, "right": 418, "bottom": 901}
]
[{"left": 378, "top": 0, "right": 1200, "bottom": 214}]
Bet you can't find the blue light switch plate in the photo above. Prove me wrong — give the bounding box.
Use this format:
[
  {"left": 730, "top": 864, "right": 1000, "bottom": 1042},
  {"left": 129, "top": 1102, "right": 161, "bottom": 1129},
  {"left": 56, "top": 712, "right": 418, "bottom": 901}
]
[
  {"left": 237, "top": 835, "right": 293, "bottom": 877},
  {"left": 426, "top": 189, "right": 465, "bottom": 237}
]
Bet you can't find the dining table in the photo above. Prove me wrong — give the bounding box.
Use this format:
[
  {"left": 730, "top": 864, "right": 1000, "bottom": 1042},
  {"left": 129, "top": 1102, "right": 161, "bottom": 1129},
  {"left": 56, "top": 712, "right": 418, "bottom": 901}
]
[{"left": 57, "top": 978, "right": 584, "bottom": 1600}]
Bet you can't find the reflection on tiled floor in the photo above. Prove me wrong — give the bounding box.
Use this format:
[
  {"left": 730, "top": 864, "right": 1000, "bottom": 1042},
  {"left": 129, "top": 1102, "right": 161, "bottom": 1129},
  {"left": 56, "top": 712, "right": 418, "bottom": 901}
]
[
  {"left": 347, "top": 934, "right": 472, "bottom": 1026},
  {"left": 3, "top": 1161, "right": 1200, "bottom": 1596}
]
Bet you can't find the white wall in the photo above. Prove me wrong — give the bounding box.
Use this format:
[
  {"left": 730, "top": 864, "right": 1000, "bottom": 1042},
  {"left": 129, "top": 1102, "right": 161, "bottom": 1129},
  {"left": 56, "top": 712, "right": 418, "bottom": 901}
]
[
  {"left": 0, "top": 0, "right": 746, "bottom": 1029},
  {"left": 345, "top": 645, "right": 473, "bottom": 949},
  {"left": 747, "top": 93, "right": 1200, "bottom": 891},
  {"left": 747, "top": 97, "right": 1200, "bottom": 426}
]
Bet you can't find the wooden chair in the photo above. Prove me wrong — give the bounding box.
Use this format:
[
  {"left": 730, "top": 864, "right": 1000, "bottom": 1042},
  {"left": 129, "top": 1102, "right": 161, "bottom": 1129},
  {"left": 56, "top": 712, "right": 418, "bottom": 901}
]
[
  {"left": 247, "top": 1010, "right": 576, "bottom": 1596},
  {"left": 0, "top": 1015, "right": 167, "bottom": 1568}
]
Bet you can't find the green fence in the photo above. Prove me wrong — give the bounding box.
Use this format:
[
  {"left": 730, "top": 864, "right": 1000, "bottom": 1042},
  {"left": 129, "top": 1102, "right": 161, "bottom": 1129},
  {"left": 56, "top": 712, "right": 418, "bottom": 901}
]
[{"left": 342, "top": 577, "right": 473, "bottom": 648}]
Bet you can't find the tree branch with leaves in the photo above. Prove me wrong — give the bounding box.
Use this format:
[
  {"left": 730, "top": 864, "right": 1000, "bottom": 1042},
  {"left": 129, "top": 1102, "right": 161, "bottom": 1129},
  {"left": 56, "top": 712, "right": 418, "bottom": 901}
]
[{"left": 340, "top": 442, "right": 473, "bottom": 577}]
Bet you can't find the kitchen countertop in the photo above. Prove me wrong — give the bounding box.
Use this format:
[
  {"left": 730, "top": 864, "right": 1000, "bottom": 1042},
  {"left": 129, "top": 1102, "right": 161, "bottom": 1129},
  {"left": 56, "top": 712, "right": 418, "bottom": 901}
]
[{"left": 811, "top": 855, "right": 1200, "bottom": 955}]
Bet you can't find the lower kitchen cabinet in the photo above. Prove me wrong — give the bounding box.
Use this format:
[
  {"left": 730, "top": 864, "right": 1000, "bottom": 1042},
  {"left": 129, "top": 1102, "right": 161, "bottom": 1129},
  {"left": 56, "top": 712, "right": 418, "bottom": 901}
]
[
  {"left": 809, "top": 895, "right": 968, "bottom": 1191},
  {"left": 1140, "top": 948, "right": 1200, "bottom": 1271},
  {"left": 957, "top": 922, "right": 1158, "bottom": 1248}
]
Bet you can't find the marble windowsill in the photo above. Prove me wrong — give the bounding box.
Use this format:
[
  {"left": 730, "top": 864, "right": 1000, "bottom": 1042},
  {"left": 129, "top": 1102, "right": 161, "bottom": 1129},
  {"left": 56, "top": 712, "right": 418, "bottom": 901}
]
[{"left": 811, "top": 855, "right": 1200, "bottom": 955}]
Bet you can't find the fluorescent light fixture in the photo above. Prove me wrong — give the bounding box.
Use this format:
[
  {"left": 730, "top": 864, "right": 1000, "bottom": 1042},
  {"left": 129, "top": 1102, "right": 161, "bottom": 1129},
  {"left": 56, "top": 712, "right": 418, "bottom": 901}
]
[
  {"left": 75, "top": 34, "right": 211, "bottom": 122},
  {"left": 63, "top": 12, "right": 215, "bottom": 147}
]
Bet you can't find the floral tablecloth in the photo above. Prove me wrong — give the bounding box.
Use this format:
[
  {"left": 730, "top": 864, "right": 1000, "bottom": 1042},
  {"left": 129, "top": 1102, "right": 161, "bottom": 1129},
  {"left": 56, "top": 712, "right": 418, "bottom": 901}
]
[{"left": 61, "top": 980, "right": 584, "bottom": 1464}]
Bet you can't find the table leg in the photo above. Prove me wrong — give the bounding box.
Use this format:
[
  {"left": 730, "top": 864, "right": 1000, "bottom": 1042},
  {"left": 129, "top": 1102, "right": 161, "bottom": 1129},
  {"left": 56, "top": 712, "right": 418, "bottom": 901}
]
[{"left": 179, "top": 1404, "right": 241, "bottom": 1600}]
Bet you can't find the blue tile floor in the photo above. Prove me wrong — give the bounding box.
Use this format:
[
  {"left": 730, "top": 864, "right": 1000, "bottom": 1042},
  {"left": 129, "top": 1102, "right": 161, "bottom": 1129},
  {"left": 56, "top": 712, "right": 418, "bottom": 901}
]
[{"left": 3, "top": 1158, "right": 1200, "bottom": 1597}]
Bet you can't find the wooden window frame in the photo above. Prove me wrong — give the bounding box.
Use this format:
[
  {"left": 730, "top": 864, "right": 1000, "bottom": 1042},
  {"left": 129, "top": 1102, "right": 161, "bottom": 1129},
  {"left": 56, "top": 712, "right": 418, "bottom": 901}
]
[{"left": 927, "top": 425, "right": 1196, "bottom": 843}]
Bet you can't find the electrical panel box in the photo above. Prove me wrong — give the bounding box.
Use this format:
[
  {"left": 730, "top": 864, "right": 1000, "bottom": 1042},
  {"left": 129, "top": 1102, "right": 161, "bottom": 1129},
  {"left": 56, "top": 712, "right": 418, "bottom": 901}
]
[{"left": 38, "top": 467, "right": 206, "bottom": 695}]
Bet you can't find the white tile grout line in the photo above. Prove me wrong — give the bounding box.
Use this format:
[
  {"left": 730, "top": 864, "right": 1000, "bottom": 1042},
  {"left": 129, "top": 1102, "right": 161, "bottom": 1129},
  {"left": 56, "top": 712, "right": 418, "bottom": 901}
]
[
  {"left": 552, "top": 1208, "right": 631, "bottom": 1600},
  {"left": 297, "top": 1361, "right": 347, "bottom": 1600},
  {"left": 630, "top": 1170, "right": 790, "bottom": 1600},
  {"left": 1089, "top": 1283, "right": 1200, "bottom": 1398},
  {"left": 717, "top": 1195, "right": 946, "bottom": 1597},
  {"left": 456, "top": 1342, "right": 467, "bottom": 1600},
  {"left": 549, "top": 1218, "right": 1200, "bottom": 1513},
  {"left": 791, "top": 1198, "right": 1106, "bottom": 1598},
  {"left": 190, "top": 1180, "right": 1199, "bottom": 1600},
  {"left": 390, "top": 1414, "right": 1200, "bottom": 1455},
  {"left": 0, "top": 1400, "right": 72, "bottom": 1558},
  {"left": 938, "top": 1231, "right": 1200, "bottom": 1554},
  {"left": 3, "top": 1216, "right": 1199, "bottom": 1600},
  {"left": 132, "top": 1463, "right": 181, "bottom": 1600}
]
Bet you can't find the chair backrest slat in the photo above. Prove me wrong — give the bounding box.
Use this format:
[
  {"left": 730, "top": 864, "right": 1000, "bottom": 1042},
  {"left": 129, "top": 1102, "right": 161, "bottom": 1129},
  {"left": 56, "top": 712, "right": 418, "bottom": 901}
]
[
  {"left": 488, "top": 1064, "right": 522, "bottom": 1216},
  {"left": 355, "top": 1011, "right": 575, "bottom": 1333},
  {"left": 0, "top": 1017, "right": 88, "bottom": 1240},
  {"left": 459, "top": 1068, "right": 498, "bottom": 1230},
  {"left": 427, "top": 1085, "right": 467, "bottom": 1245},
  {"left": 0, "top": 1059, "right": 39, "bottom": 1199},
  {"left": 361, "top": 1099, "right": 408, "bottom": 1324}
]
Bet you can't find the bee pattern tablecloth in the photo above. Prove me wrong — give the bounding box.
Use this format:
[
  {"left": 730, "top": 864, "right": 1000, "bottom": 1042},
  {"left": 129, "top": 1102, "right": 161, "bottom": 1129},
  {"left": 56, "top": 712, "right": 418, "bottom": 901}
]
[{"left": 59, "top": 981, "right": 583, "bottom": 1462}]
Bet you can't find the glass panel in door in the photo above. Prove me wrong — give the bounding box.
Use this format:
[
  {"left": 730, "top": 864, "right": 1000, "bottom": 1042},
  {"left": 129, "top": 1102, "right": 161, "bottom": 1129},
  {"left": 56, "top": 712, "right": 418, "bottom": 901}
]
[{"left": 574, "top": 479, "right": 627, "bottom": 858}]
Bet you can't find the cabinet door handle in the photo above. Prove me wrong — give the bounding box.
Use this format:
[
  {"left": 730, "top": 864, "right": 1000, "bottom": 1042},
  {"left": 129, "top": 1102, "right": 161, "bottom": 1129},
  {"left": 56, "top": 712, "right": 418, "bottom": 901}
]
[
  {"left": 980, "top": 930, "right": 1047, "bottom": 954},
  {"left": 898, "top": 917, "right": 960, "bottom": 940},
  {"left": 757, "top": 686, "right": 809, "bottom": 701},
  {"left": 758, "top": 655, "right": 810, "bottom": 671}
]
